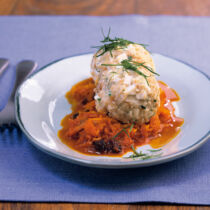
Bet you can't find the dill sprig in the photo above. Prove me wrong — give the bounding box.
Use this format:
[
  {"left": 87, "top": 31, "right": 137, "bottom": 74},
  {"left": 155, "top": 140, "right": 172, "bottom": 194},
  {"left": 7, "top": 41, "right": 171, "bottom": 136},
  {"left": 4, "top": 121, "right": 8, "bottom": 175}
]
[
  {"left": 131, "top": 60, "right": 160, "bottom": 76},
  {"left": 101, "top": 57, "right": 159, "bottom": 85},
  {"left": 147, "top": 148, "right": 162, "bottom": 152},
  {"left": 112, "top": 123, "right": 134, "bottom": 140},
  {"left": 112, "top": 125, "right": 162, "bottom": 160},
  {"left": 125, "top": 145, "right": 163, "bottom": 160},
  {"left": 93, "top": 28, "right": 148, "bottom": 57},
  {"left": 129, "top": 123, "right": 134, "bottom": 133}
]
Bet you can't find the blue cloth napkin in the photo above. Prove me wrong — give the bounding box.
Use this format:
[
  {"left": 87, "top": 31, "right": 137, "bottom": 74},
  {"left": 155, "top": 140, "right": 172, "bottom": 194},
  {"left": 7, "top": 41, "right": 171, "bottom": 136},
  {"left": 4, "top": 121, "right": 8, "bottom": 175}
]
[{"left": 0, "top": 15, "right": 210, "bottom": 204}]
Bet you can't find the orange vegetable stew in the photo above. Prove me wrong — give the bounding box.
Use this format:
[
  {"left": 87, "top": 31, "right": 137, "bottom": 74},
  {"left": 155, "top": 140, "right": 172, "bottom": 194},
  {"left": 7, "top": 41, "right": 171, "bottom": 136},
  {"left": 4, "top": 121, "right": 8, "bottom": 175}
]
[{"left": 58, "top": 78, "right": 184, "bottom": 156}]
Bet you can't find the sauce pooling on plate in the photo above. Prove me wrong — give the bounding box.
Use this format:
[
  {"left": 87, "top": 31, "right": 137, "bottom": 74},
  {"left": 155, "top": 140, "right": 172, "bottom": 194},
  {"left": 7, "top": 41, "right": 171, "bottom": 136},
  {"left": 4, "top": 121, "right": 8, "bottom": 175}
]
[{"left": 58, "top": 78, "right": 184, "bottom": 156}]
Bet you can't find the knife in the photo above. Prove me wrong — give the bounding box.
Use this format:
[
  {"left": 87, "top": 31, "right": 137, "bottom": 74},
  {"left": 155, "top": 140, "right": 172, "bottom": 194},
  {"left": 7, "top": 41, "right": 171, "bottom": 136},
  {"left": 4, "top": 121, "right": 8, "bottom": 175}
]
[{"left": 0, "top": 60, "right": 38, "bottom": 126}]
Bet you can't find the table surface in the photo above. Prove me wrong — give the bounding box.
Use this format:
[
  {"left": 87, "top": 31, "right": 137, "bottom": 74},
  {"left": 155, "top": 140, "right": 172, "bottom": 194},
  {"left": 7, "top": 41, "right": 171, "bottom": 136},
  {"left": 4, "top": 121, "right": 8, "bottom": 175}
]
[{"left": 0, "top": 0, "right": 210, "bottom": 209}]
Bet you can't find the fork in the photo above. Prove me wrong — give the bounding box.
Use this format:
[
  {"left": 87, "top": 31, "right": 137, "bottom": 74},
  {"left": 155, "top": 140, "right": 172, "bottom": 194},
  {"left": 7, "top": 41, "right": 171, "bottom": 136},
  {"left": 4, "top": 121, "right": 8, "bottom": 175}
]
[
  {"left": 0, "top": 58, "right": 9, "bottom": 76},
  {"left": 0, "top": 60, "right": 38, "bottom": 128}
]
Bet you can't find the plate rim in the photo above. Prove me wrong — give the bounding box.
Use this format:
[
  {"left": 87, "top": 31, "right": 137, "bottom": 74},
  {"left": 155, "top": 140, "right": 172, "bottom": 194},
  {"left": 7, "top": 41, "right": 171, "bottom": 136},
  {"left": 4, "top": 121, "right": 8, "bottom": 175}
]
[{"left": 15, "top": 52, "right": 210, "bottom": 168}]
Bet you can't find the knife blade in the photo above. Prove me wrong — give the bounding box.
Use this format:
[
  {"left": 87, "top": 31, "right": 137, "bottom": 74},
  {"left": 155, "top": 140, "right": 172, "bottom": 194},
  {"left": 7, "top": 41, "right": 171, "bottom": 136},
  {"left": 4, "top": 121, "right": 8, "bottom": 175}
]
[{"left": 0, "top": 60, "right": 38, "bottom": 125}]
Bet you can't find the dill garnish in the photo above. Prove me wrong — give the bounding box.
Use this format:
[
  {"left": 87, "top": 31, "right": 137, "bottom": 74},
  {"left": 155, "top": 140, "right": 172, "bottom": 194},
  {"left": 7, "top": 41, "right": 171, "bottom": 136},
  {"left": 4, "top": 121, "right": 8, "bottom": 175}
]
[
  {"left": 102, "top": 57, "right": 159, "bottom": 85},
  {"left": 102, "top": 60, "right": 149, "bottom": 85},
  {"left": 112, "top": 126, "right": 129, "bottom": 140},
  {"left": 93, "top": 28, "right": 148, "bottom": 57},
  {"left": 131, "top": 60, "right": 160, "bottom": 76},
  {"left": 129, "top": 123, "right": 134, "bottom": 133},
  {"left": 110, "top": 71, "right": 117, "bottom": 74},
  {"left": 125, "top": 146, "right": 163, "bottom": 160},
  {"left": 112, "top": 124, "right": 162, "bottom": 160},
  {"left": 112, "top": 123, "right": 134, "bottom": 140},
  {"left": 147, "top": 148, "right": 162, "bottom": 152},
  {"left": 141, "top": 105, "right": 146, "bottom": 109}
]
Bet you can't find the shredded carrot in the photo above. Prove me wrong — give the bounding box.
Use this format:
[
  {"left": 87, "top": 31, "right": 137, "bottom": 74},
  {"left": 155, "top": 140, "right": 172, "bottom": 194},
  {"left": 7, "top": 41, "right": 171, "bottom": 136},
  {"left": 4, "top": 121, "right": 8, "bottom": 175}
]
[{"left": 58, "top": 78, "right": 184, "bottom": 156}]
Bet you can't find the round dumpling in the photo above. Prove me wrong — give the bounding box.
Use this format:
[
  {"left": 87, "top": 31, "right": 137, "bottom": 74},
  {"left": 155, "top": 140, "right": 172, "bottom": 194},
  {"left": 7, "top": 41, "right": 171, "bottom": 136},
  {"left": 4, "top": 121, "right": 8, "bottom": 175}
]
[{"left": 91, "top": 44, "right": 160, "bottom": 124}]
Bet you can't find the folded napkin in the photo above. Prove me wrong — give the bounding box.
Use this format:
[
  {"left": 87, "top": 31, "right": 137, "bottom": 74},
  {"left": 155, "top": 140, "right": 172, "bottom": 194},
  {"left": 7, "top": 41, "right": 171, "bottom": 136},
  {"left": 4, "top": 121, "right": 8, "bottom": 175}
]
[{"left": 0, "top": 15, "right": 209, "bottom": 204}]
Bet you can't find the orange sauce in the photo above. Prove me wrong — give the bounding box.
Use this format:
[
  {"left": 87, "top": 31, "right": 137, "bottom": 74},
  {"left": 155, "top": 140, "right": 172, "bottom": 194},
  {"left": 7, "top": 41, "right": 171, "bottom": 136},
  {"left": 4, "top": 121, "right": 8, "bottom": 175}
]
[
  {"left": 150, "top": 81, "right": 183, "bottom": 148},
  {"left": 58, "top": 78, "right": 184, "bottom": 156}
]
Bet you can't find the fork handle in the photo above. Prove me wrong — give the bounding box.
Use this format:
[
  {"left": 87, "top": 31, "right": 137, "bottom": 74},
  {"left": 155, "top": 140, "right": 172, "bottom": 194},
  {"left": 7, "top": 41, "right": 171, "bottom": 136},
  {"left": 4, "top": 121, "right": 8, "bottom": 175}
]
[
  {"left": 0, "top": 60, "right": 38, "bottom": 125},
  {"left": 10, "top": 60, "right": 38, "bottom": 100},
  {"left": 0, "top": 58, "right": 9, "bottom": 76}
]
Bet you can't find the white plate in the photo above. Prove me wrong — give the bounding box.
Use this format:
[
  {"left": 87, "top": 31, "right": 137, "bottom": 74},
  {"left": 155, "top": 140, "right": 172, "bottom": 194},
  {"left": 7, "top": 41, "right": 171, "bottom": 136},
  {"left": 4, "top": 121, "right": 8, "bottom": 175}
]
[{"left": 15, "top": 53, "right": 210, "bottom": 168}]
